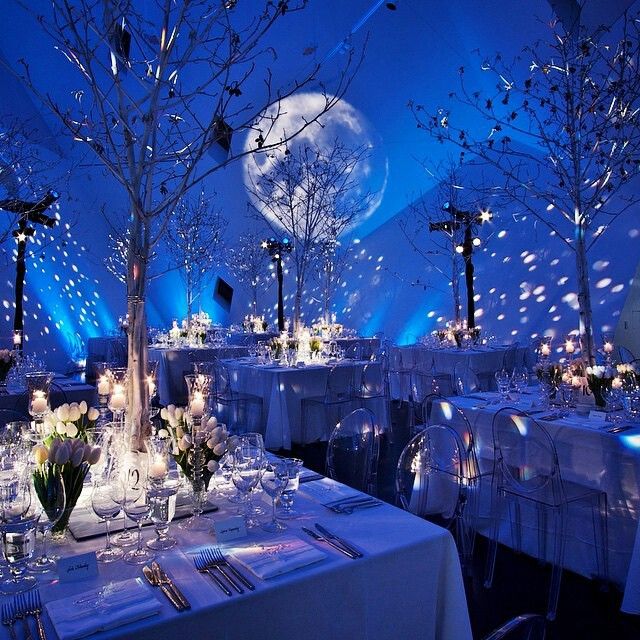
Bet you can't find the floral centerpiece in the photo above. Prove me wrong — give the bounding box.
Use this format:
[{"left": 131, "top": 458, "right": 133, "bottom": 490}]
[
  {"left": 0, "top": 349, "right": 16, "bottom": 389},
  {"left": 267, "top": 336, "right": 283, "bottom": 360},
  {"left": 32, "top": 401, "right": 102, "bottom": 534},
  {"left": 243, "top": 314, "right": 267, "bottom": 333},
  {"left": 189, "top": 311, "right": 212, "bottom": 344},
  {"left": 160, "top": 405, "right": 237, "bottom": 490},
  {"left": 310, "top": 338, "right": 322, "bottom": 356},
  {"left": 586, "top": 364, "right": 617, "bottom": 408}
]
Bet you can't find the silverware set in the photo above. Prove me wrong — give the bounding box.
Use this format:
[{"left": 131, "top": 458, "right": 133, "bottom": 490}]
[
  {"left": 1, "top": 590, "right": 47, "bottom": 640},
  {"left": 302, "top": 523, "right": 363, "bottom": 559},
  {"left": 142, "top": 561, "right": 191, "bottom": 611},
  {"left": 323, "top": 495, "right": 383, "bottom": 514},
  {"left": 193, "top": 547, "right": 255, "bottom": 597}
]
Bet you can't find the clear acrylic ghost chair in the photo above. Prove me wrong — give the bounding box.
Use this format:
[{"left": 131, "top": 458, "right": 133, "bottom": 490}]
[
  {"left": 301, "top": 366, "right": 355, "bottom": 444},
  {"left": 210, "top": 361, "right": 262, "bottom": 435},
  {"left": 484, "top": 407, "right": 608, "bottom": 621},
  {"left": 326, "top": 408, "right": 380, "bottom": 496},
  {"left": 618, "top": 345, "right": 635, "bottom": 363},
  {"left": 454, "top": 363, "right": 482, "bottom": 396},
  {"left": 387, "top": 345, "right": 414, "bottom": 403},
  {"left": 482, "top": 614, "right": 546, "bottom": 640},
  {"left": 502, "top": 342, "right": 522, "bottom": 370},
  {"left": 395, "top": 423, "right": 474, "bottom": 567}
]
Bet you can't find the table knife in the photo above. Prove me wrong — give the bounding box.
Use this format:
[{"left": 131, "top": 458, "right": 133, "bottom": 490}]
[
  {"left": 314, "top": 523, "right": 363, "bottom": 558},
  {"left": 301, "top": 527, "right": 359, "bottom": 559},
  {"left": 142, "top": 565, "right": 185, "bottom": 611},
  {"left": 152, "top": 561, "right": 191, "bottom": 609}
]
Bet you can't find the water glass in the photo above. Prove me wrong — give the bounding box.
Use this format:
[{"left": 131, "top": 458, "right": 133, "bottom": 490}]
[
  {"left": 278, "top": 458, "right": 304, "bottom": 519},
  {"left": 91, "top": 480, "right": 124, "bottom": 563},
  {"left": 495, "top": 369, "right": 511, "bottom": 403},
  {"left": 146, "top": 480, "right": 178, "bottom": 551},
  {"left": 260, "top": 462, "right": 289, "bottom": 532},
  {"left": 123, "top": 481, "right": 153, "bottom": 565},
  {"left": 231, "top": 445, "right": 264, "bottom": 528}
]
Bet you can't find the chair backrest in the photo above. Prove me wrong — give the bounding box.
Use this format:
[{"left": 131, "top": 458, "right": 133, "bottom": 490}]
[
  {"left": 502, "top": 342, "right": 521, "bottom": 369},
  {"left": 395, "top": 423, "right": 467, "bottom": 520},
  {"left": 212, "top": 361, "right": 234, "bottom": 399},
  {"left": 453, "top": 364, "right": 481, "bottom": 395},
  {"left": 342, "top": 342, "right": 362, "bottom": 360},
  {"left": 326, "top": 408, "right": 380, "bottom": 494},
  {"left": 357, "top": 363, "right": 385, "bottom": 398},
  {"left": 482, "top": 614, "right": 546, "bottom": 640},
  {"left": 618, "top": 346, "right": 636, "bottom": 364},
  {"left": 324, "top": 366, "right": 354, "bottom": 402},
  {"left": 421, "top": 394, "right": 481, "bottom": 479},
  {"left": 491, "top": 407, "right": 562, "bottom": 501}
]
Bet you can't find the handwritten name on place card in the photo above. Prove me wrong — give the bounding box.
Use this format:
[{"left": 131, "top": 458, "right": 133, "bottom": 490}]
[
  {"left": 213, "top": 516, "right": 247, "bottom": 542},
  {"left": 57, "top": 551, "right": 98, "bottom": 583}
]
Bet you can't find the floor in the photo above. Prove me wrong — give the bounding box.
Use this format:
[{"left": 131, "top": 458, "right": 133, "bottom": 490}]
[{"left": 287, "top": 399, "right": 640, "bottom": 640}]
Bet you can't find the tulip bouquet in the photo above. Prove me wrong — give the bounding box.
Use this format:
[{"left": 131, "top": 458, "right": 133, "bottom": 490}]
[
  {"left": 32, "top": 401, "right": 102, "bottom": 534},
  {"left": 586, "top": 365, "right": 617, "bottom": 408},
  {"left": 160, "top": 405, "right": 237, "bottom": 490}
]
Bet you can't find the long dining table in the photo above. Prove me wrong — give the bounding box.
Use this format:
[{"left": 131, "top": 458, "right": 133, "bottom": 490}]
[
  {"left": 17, "top": 475, "right": 472, "bottom": 640},
  {"left": 429, "top": 393, "right": 640, "bottom": 594},
  {"left": 224, "top": 358, "right": 386, "bottom": 450}
]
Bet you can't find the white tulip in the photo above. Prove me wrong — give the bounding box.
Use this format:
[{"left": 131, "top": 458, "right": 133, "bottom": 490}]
[{"left": 79, "top": 400, "right": 88, "bottom": 414}]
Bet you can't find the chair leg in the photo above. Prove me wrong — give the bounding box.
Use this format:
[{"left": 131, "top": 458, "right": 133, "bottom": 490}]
[
  {"left": 484, "top": 491, "right": 504, "bottom": 589},
  {"left": 547, "top": 507, "right": 566, "bottom": 621}
]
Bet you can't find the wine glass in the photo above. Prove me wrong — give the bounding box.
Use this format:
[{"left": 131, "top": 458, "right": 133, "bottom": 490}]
[
  {"left": 495, "top": 369, "right": 511, "bottom": 403},
  {"left": 91, "top": 479, "right": 124, "bottom": 563},
  {"left": 277, "top": 458, "right": 304, "bottom": 519},
  {"left": 260, "top": 461, "right": 289, "bottom": 532},
  {"left": 231, "top": 445, "right": 265, "bottom": 528},
  {"left": 146, "top": 479, "right": 179, "bottom": 551},
  {"left": 123, "top": 478, "right": 153, "bottom": 565},
  {"left": 0, "top": 472, "right": 40, "bottom": 593},
  {"left": 512, "top": 366, "right": 530, "bottom": 396},
  {"left": 29, "top": 464, "right": 66, "bottom": 573}
]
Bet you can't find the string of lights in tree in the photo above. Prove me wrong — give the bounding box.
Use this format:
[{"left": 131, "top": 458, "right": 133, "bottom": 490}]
[
  {"left": 429, "top": 202, "right": 492, "bottom": 328},
  {"left": 261, "top": 237, "right": 292, "bottom": 331}
]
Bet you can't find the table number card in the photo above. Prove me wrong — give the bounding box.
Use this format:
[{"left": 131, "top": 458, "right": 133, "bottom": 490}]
[
  {"left": 57, "top": 551, "right": 98, "bottom": 583},
  {"left": 588, "top": 410, "right": 608, "bottom": 423},
  {"left": 213, "top": 515, "right": 247, "bottom": 542}
]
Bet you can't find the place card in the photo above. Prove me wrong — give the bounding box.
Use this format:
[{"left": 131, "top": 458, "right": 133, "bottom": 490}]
[
  {"left": 213, "top": 515, "right": 247, "bottom": 542},
  {"left": 57, "top": 551, "right": 98, "bottom": 583},
  {"left": 588, "top": 410, "right": 608, "bottom": 423}
]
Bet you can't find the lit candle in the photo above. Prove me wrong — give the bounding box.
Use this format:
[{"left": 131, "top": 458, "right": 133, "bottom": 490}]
[
  {"left": 565, "top": 339, "right": 575, "bottom": 354},
  {"left": 612, "top": 377, "right": 623, "bottom": 390},
  {"left": 31, "top": 391, "right": 48, "bottom": 415},
  {"left": 97, "top": 375, "right": 110, "bottom": 396},
  {"left": 190, "top": 391, "right": 205, "bottom": 418},
  {"left": 109, "top": 385, "right": 126, "bottom": 410},
  {"left": 149, "top": 456, "right": 168, "bottom": 479},
  {"left": 540, "top": 343, "right": 551, "bottom": 357},
  {"left": 603, "top": 341, "right": 614, "bottom": 354}
]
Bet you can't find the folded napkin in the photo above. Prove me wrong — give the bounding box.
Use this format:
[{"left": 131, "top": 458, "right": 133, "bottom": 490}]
[
  {"left": 299, "top": 477, "right": 361, "bottom": 504},
  {"left": 46, "top": 578, "right": 161, "bottom": 640},
  {"left": 232, "top": 536, "right": 326, "bottom": 579}
]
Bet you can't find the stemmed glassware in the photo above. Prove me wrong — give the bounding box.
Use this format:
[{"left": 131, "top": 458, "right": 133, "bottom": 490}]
[
  {"left": 277, "top": 458, "right": 303, "bottom": 519},
  {"left": 91, "top": 477, "right": 124, "bottom": 563},
  {"left": 29, "top": 464, "right": 66, "bottom": 573},
  {"left": 260, "top": 461, "right": 289, "bottom": 532},
  {"left": 231, "top": 437, "right": 265, "bottom": 528},
  {"left": 0, "top": 469, "right": 40, "bottom": 593},
  {"left": 123, "top": 477, "right": 154, "bottom": 565},
  {"left": 146, "top": 435, "right": 178, "bottom": 550},
  {"left": 511, "top": 366, "right": 529, "bottom": 397},
  {"left": 495, "top": 369, "right": 511, "bottom": 403}
]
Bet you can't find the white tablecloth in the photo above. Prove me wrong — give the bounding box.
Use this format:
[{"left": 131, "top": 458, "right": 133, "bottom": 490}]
[
  {"left": 430, "top": 395, "right": 640, "bottom": 593},
  {"left": 149, "top": 346, "right": 249, "bottom": 405},
  {"left": 225, "top": 359, "right": 384, "bottom": 450},
  {"left": 21, "top": 479, "right": 471, "bottom": 640},
  {"left": 390, "top": 345, "right": 531, "bottom": 399}
]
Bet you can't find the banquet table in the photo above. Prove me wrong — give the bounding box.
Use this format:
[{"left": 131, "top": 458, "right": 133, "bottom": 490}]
[
  {"left": 12, "top": 476, "right": 472, "bottom": 640},
  {"left": 429, "top": 393, "right": 640, "bottom": 594},
  {"left": 390, "top": 344, "right": 531, "bottom": 399},
  {"left": 226, "top": 331, "right": 278, "bottom": 346},
  {"left": 85, "top": 337, "right": 128, "bottom": 380},
  {"left": 148, "top": 346, "right": 250, "bottom": 406},
  {"left": 0, "top": 376, "right": 95, "bottom": 417},
  {"left": 225, "top": 359, "right": 385, "bottom": 450}
]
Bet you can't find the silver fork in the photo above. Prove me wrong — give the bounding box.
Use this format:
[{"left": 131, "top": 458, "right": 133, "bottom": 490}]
[
  {"left": 207, "top": 547, "right": 255, "bottom": 591},
  {"left": 28, "top": 590, "right": 47, "bottom": 640},
  {"left": 14, "top": 593, "right": 33, "bottom": 640},
  {"left": 193, "top": 553, "right": 232, "bottom": 597},
  {"left": 2, "top": 602, "right": 17, "bottom": 640}
]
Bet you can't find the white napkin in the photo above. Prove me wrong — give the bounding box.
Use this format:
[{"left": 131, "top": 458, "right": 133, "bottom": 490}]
[
  {"left": 232, "top": 537, "right": 326, "bottom": 579},
  {"left": 299, "top": 477, "right": 361, "bottom": 504},
  {"left": 46, "top": 578, "right": 161, "bottom": 640}
]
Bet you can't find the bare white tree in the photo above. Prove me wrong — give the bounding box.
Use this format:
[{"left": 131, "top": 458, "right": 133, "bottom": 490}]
[
  {"left": 165, "top": 191, "right": 226, "bottom": 321},
  {"left": 247, "top": 139, "right": 374, "bottom": 330},
  {"left": 412, "top": 14, "right": 640, "bottom": 362},
  {"left": 12, "top": 0, "right": 360, "bottom": 444}
]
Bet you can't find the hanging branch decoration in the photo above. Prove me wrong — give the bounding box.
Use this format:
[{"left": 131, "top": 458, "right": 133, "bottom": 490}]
[{"left": 411, "top": 15, "right": 640, "bottom": 362}]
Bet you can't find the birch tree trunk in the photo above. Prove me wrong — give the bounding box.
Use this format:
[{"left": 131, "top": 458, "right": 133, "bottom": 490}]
[{"left": 575, "top": 229, "right": 595, "bottom": 364}]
